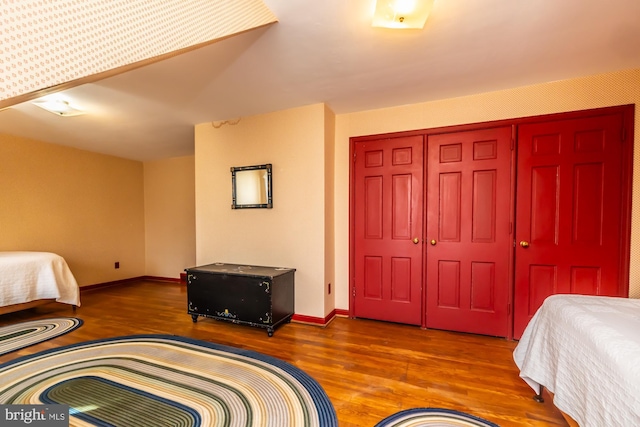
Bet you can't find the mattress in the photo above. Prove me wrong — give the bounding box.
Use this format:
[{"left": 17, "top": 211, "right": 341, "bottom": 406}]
[
  {"left": 513, "top": 294, "right": 640, "bottom": 427},
  {"left": 0, "top": 251, "right": 80, "bottom": 307}
]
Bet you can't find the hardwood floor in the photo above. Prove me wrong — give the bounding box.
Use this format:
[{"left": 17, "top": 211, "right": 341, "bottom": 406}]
[{"left": 0, "top": 280, "right": 567, "bottom": 427}]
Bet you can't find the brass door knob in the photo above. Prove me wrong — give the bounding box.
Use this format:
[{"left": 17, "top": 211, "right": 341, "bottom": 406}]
[
  {"left": 430, "top": 239, "right": 437, "bottom": 246},
  {"left": 412, "top": 238, "right": 420, "bottom": 244},
  {"left": 520, "top": 241, "right": 530, "bottom": 248}
]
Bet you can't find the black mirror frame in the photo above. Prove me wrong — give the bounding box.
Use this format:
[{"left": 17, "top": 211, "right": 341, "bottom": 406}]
[{"left": 230, "top": 164, "right": 273, "bottom": 209}]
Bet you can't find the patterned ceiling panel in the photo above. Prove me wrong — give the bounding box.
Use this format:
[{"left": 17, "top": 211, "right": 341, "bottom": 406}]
[{"left": 0, "top": 0, "right": 277, "bottom": 103}]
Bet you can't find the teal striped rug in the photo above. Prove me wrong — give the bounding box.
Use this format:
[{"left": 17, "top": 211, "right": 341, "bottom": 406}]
[
  {"left": 0, "top": 335, "right": 338, "bottom": 427},
  {"left": 0, "top": 317, "right": 82, "bottom": 356},
  {"left": 375, "top": 408, "right": 500, "bottom": 427}
]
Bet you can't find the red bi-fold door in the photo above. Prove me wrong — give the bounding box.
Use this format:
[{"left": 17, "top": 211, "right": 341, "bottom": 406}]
[
  {"left": 425, "top": 127, "right": 513, "bottom": 337},
  {"left": 353, "top": 135, "right": 424, "bottom": 325},
  {"left": 513, "top": 112, "right": 627, "bottom": 338}
]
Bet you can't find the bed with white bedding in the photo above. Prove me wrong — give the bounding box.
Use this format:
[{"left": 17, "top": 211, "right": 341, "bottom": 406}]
[
  {"left": 0, "top": 252, "right": 80, "bottom": 314},
  {"left": 513, "top": 294, "right": 640, "bottom": 427}
]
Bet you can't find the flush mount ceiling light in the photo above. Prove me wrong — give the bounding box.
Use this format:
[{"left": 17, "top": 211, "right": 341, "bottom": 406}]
[
  {"left": 32, "top": 96, "right": 86, "bottom": 117},
  {"left": 372, "top": 0, "right": 434, "bottom": 29}
]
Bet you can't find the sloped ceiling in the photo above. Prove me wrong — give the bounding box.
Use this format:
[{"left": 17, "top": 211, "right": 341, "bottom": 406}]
[
  {"left": 1, "top": 0, "right": 277, "bottom": 105},
  {"left": 1, "top": 0, "right": 640, "bottom": 161}
]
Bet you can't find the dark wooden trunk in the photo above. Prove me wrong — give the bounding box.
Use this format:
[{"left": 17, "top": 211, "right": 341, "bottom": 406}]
[{"left": 185, "top": 263, "right": 295, "bottom": 336}]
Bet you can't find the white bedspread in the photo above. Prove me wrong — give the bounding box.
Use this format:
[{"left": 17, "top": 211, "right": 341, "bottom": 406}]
[
  {"left": 0, "top": 252, "right": 80, "bottom": 307},
  {"left": 513, "top": 294, "right": 640, "bottom": 427}
]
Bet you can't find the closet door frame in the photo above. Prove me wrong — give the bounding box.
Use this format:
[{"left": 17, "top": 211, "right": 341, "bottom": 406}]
[{"left": 348, "top": 104, "right": 633, "bottom": 339}]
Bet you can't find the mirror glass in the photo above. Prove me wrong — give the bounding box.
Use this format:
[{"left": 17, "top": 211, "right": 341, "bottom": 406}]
[{"left": 231, "top": 164, "right": 272, "bottom": 209}]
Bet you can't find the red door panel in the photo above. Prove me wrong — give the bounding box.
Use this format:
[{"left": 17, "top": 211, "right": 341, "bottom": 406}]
[
  {"left": 354, "top": 136, "right": 424, "bottom": 325},
  {"left": 426, "top": 127, "right": 512, "bottom": 337},
  {"left": 513, "top": 113, "right": 625, "bottom": 338}
]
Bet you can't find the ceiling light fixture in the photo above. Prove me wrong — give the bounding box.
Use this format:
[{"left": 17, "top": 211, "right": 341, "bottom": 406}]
[
  {"left": 32, "top": 96, "right": 86, "bottom": 117},
  {"left": 372, "top": 0, "right": 434, "bottom": 29}
]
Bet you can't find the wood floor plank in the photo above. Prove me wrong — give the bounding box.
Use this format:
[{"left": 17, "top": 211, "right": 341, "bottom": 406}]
[{"left": 0, "top": 280, "right": 568, "bottom": 426}]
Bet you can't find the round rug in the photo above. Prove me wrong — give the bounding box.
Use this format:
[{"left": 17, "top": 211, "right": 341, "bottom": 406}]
[
  {"left": 0, "top": 334, "right": 337, "bottom": 427},
  {"left": 0, "top": 317, "right": 82, "bottom": 356},
  {"left": 375, "top": 407, "right": 500, "bottom": 427}
]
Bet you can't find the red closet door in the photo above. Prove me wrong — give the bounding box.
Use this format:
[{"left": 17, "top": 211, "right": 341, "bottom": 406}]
[
  {"left": 513, "top": 113, "right": 625, "bottom": 339},
  {"left": 425, "top": 127, "right": 512, "bottom": 337},
  {"left": 353, "top": 135, "right": 424, "bottom": 325}
]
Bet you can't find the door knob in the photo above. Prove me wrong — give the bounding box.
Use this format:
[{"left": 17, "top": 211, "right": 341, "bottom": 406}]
[
  {"left": 412, "top": 238, "right": 420, "bottom": 244},
  {"left": 520, "top": 241, "right": 530, "bottom": 248},
  {"left": 430, "top": 239, "right": 437, "bottom": 246}
]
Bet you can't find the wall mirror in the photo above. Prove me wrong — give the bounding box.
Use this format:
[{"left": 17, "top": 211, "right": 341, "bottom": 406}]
[{"left": 231, "top": 164, "right": 272, "bottom": 209}]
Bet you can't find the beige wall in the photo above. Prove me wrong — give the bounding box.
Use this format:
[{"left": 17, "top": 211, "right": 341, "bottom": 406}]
[
  {"left": 334, "top": 68, "right": 640, "bottom": 308},
  {"left": 324, "top": 104, "right": 336, "bottom": 315},
  {"left": 0, "top": 133, "right": 145, "bottom": 286},
  {"left": 143, "top": 155, "right": 196, "bottom": 278},
  {"left": 7, "top": 67, "right": 636, "bottom": 318},
  {"left": 194, "top": 104, "right": 333, "bottom": 318},
  {"left": 194, "top": 68, "right": 640, "bottom": 319}
]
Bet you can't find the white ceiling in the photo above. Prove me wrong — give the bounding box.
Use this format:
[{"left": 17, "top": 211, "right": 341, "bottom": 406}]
[{"left": 1, "top": 0, "right": 640, "bottom": 162}]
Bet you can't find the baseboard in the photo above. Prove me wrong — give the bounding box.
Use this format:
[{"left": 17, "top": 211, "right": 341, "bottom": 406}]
[
  {"left": 143, "top": 276, "right": 181, "bottom": 283},
  {"left": 80, "top": 279, "right": 350, "bottom": 326},
  {"left": 292, "top": 309, "right": 338, "bottom": 327},
  {"left": 80, "top": 276, "right": 181, "bottom": 292},
  {"left": 80, "top": 277, "right": 144, "bottom": 292}
]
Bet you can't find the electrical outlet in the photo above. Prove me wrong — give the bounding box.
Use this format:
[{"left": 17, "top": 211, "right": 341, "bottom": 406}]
[{"left": 115, "top": 262, "right": 120, "bottom": 269}]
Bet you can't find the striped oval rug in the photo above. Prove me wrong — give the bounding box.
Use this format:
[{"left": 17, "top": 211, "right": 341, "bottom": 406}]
[
  {"left": 375, "top": 408, "right": 500, "bottom": 427},
  {"left": 0, "top": 317, "right": 82, "bottom": 356},
  {"left": 0, "top": 335, "right": 338, "bottom": 427}
]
